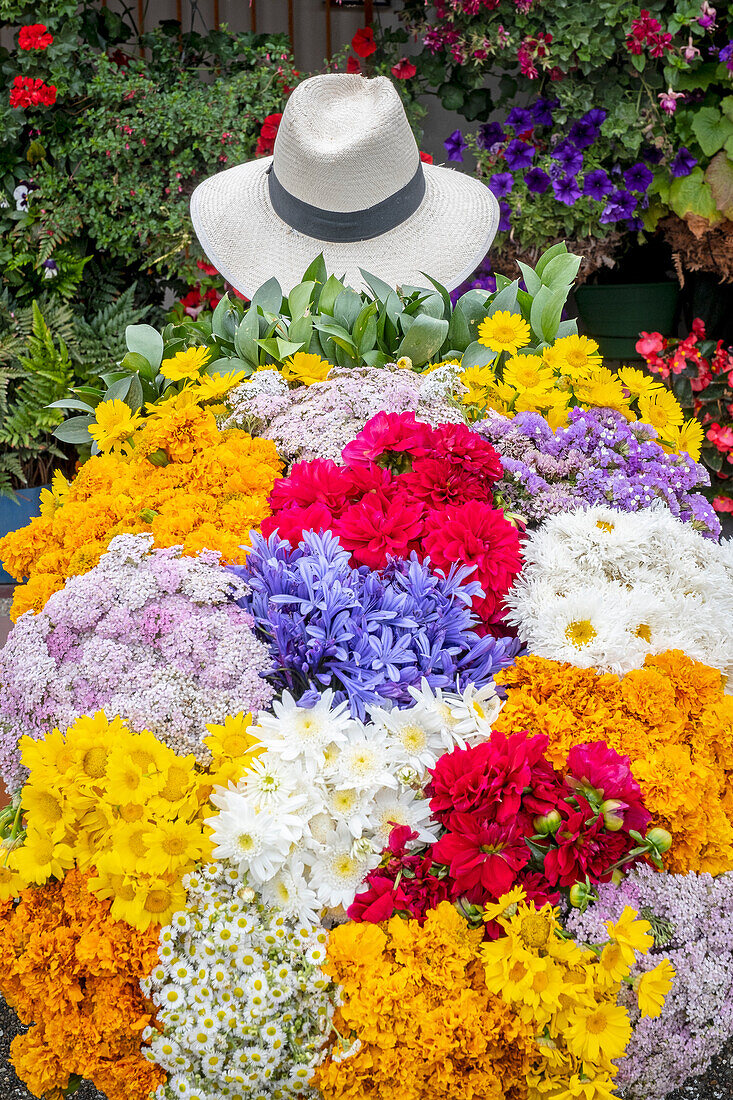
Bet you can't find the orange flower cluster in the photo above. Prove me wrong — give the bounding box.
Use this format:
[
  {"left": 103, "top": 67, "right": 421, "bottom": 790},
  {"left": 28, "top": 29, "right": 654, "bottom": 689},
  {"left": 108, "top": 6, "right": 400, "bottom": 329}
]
[
  {"left": 1, "top": 416, "right": 281, "bottom": 621},
  {"left": 0, "top": 868, "right": 164, "bottom": 1100},
  {"left": 313, "top": 901, "right": 534, "bottom": 1100},
  {"left": 495, "top": 650, "right": 733, "bottom": 875}
]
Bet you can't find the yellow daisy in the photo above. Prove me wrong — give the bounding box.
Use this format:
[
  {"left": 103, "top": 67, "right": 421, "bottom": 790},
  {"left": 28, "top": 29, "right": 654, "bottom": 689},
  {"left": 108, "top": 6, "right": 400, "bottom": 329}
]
[
  {"left": 141, "top": 819, "right": 207, "bottom": 875},
  {"left": 543, "top": 334, "right": 603, "bottom": 375},
  {"left": 617, "top": 365, "right": 665, "bottom": 399},
  {"left": 503, "top": 354, "right": 554, "bottom": 392},
  {"left": 160, "top": 345, "right": 212, "bottom": 381},
  {"left": 281, "top": 352, "right": 332, "bottom": 386},
  {"left": 482, "top": 885, "right": 526, "bottom": 923},
  {"left": 204, "top": 712, "right": 261, "bottom": 763},
  {"left": 636, "top": 959, "right": 675, "bottom": 1018},
  {"left": 572, "top": 368, "right": 630, "bottom": 414},
  {"left": 193, "top": 370, "right": 247, "bottom": 401},
  {"left": 12, "top": 825, "right": 75, "bottom": 885},
  {"left": 88, "top": 399, "right": 141, "bottom": 454},
  {"left": 660, "top": 417, "right": 704, "bottom": 462},
  {"left": 566, "top": 1001, "right": 633, "bottom": 1066},
  {"left": 605, "top": 906, "right": 654, "bottom": 964},
  {"left": 477, "top": 311, "right": 531, "bottom": 355},
  {"left": 637, "top": 390, "right": 684, "bottom": 435}
]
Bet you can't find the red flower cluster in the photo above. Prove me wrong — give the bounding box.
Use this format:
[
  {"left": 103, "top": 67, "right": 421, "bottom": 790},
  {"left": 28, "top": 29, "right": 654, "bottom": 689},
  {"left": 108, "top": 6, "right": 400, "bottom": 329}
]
[
  {"left": 18, "top": 23, "right": 53, "bottom": 50},
  {"left": 352, "top": 27, "right": 377, "bottom": 59},
  {"left": 263, "top": 412, "right": 521, "bottom": 630},
  {"left": 256, "top": 113, "right": 282, "bottom": 158},
  {"left": 391, "top": 57, "right": 417, "bottom": 80},
  {"left": 625, "top": 10, "right": 673, "bottom": 56},
  {"left": 347, "top": 825, "right": 452, "bottom": 923},
  {"left": 517, "top": 32, "right": 552, "bottom": 79},
  {"left": 9, "top": 75, "right": 57, "bottom": 108}
]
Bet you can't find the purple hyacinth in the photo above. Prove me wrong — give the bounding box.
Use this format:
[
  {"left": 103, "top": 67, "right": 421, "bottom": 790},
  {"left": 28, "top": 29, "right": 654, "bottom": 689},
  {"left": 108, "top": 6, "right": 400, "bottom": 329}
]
[
  {"left": 551, "top": 141, "right": 584, "bottom": 175},
  {"left": 504, "top": 139, "right": 535, "bottom": 170},
  {"left": 552, "top": 174, "right": 582, "bottom": 205},
  {"left": 524, "top": 166, "right": 551, "bottom": 194},
  {"left": 232, "top": 529, "right": 520, "bottom": 718},
  {"left": 444, "top": 128, "right": 467, "bottom": 162},
  {"left": 488, "top": 171, "right": 514, "bottom": 198},
  {"left": 477, "top": 121, "right": 506, "bottom": 150},
  {"left": 506, "top": 106, "right": 534, "bottom": 130},
  {"left": 583, "top": 168, "right": 613, "bottom": 200},
  {"left": 624, "top": 161, "right": 654, "bottom": 193},
  {"left": 670, "top": 146, "right": 698, "bottom": 177}
]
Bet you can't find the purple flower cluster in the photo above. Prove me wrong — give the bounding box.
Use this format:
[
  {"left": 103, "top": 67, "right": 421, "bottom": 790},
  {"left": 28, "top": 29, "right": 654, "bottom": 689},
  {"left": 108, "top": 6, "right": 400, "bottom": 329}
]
[
  {"left": 566, "top": 865, "right": 733, "bottom": 1099},
  {"left": 474, "top": 407, "right": 721, "bottom": 538},
  {"left": 231, "top": 529, "right": 520, "bottom": 719},
  {"left": 0, "top": 534, "right": 275, "bottom": 790}
]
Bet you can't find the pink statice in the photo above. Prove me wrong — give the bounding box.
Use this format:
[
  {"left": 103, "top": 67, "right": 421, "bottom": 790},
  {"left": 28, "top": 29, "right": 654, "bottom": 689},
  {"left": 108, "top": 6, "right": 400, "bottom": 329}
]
[{"left": 0, "top": 533, "right": 274, "bottom": 791}]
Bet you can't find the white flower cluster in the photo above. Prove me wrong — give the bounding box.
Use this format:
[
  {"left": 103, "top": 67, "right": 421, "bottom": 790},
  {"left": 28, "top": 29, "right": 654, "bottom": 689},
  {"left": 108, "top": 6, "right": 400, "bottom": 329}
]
[
  {"left": 143, "top": 863, "right": 336, "bottom": 1100},
  {"left": 206, "top": 680, "right": 501, "bottom": 922},
  {"left": 506, "top": 505, "right": 733, "bottom": 679}
]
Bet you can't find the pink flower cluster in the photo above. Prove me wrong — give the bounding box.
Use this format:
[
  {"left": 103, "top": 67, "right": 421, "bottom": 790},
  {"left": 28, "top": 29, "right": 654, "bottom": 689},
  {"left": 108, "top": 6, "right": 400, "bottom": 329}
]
[
  {"left": 262, "top": 412, "right": 522, "bottom": 630},
  {"left": 625, "top": 9, "right": 674, "bottom": 56}
]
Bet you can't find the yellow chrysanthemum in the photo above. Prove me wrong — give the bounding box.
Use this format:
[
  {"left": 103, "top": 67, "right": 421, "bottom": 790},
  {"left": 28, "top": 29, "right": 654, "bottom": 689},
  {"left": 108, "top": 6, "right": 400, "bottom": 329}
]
[
  {"left": 503, "top": 354, "right": 554, "bottom": 392},
  {"left": 565, "top": 1001, "right": 633, "bottom": 1065},
  {"left": 281, "top": 352, "right": 332, "bottom": 386},
  {"left": 617, "top": 365, "right": 665, "bottom": 399},
  {"left": 477, "top": 311, "right": 531, "bottom": 355},
  {"left": 637, "top": 389, "right": 684, "bottom": 434},
  {"left": 605, "top": 906, "right": 654, "bottom": 964},
  {"left": 88, "top": 399, "right": 142, "bottom": 454},
  {"left": 193, "top": 370, "right": 248, "bottom": 401},
  {"left": 459, "top": 365, "right": 495, "bottom": 406},
  {"left": 11, "top": 825, "right": 75, "bottom": 885},
  {"left": 160, "top": 345, "right": 212, "bottom": 381},
  {"left": 543, "top": 334, "right": 603, "bottom": 375},
  {"left": 661, "top": 417, "right": 704, "bottom": 462},
  {"left": 141, "top": 819, "right": 207, "bottom": 875},
  {"left": 636, "top": 959, "right": 675, "bottom": 1018},
  {"left": 204, "top": 712, "right": 261, "bottom": 765}
]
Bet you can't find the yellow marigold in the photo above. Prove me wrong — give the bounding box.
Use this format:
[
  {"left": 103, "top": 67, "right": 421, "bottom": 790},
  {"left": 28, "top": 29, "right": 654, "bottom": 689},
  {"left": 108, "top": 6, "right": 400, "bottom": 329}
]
[
  {"left": 160, "top": 345, "right": 212, "bottom": 381},
  {"left": 281, "top": 351, "right": 332, "bottom": 386},
  {"left": 478, "top": 310, "right": 532, "bottom": 355}
]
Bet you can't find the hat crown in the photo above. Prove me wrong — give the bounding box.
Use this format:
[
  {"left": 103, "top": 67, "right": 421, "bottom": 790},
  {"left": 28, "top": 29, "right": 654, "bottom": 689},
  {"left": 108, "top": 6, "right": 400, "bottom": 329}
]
[{"left": 273, "top": 74, "right": 420, "bottom": 214}]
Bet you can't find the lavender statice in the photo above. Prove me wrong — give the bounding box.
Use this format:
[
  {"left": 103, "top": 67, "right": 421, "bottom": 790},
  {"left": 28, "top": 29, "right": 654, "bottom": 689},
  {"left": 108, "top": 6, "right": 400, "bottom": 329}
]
[
  {"left": 0, "top": 534, "right": 274, "bottom": 790},
  {"left": 566, "top": 866, "right": 733, "bottom": 1099},
  {"left": 222, "top": 364, "right": 463, "bottom": 465},
  {"left": 231, "top": 529, "right": 519, "bottom": 719},
  {"left": 475, "top": 406, "right": 721, "bottom": 538}
]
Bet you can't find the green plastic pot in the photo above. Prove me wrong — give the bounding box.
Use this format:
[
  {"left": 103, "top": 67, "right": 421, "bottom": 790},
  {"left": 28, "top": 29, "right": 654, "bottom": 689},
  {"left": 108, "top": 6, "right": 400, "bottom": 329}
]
[{"left": 575, "top": 281, "right": 680, "bottom": 360}]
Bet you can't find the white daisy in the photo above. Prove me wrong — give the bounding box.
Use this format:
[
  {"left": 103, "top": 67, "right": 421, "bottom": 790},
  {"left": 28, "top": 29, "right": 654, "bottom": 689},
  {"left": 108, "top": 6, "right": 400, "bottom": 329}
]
[
  {"left": 253, "top": 690, "right": 352, "bottom": 768},
  {"left": 206, "top": 796, "right": 298, "bottom": 882}
]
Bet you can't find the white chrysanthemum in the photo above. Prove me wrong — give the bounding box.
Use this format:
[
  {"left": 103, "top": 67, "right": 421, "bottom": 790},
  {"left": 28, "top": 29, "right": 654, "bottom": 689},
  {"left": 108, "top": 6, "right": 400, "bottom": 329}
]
[
  {"left": 238, "top": 755, "right": 309, "bottom": 814},
  {"left": 405, "top": 678, "right": 492, "bottom": 748},
  {"left": 253, "top": 690, "right": 352, "bottom": 767},
  {"left": 322, "top": 785, "right": 374, "bottom": 838},
  {"left": 440, "top": 681, "right": 502, "bottom": 738},
  {"left": 367, "top": 703, "right": 448, "bottom": 775},
  {"left": 259, "top": 859, "right": 321, "bottom": 926},
  {"left": 331, "top": 727, "right": 398, "bottom": 792},
  {"left": 206, "top": 796, "right": 298, "bottom": 883},
  {"left": 366, "top": 787, "right": 439, "bottom": 848},
  {"left": 305, "top": 826, "right": 381, "bottom": 910}
]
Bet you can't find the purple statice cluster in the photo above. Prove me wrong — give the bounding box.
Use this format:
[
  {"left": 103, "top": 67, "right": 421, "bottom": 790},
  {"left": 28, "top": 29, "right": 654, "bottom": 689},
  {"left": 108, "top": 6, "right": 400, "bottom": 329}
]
[
  {"left": 230, "top": 529, "right": 520, "bottom": 719},
  {"left": 475, "top": 406, "right": 721, "bottom": 538},
  {"left": 222, "top": 364, "right": 463, "bottom": 465},
  {"left": 0, "top": 533, "right": 274, "bottom": 790},
  {"left": 566, "top": 865, "right": 733, "bottom": 1099}
]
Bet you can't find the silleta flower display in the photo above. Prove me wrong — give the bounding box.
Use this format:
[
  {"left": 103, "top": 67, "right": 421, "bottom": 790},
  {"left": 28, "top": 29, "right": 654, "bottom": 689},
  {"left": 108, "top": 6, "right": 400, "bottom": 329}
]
[{"left": 0, "top": 256, "right": 730, "bottom": 1100}]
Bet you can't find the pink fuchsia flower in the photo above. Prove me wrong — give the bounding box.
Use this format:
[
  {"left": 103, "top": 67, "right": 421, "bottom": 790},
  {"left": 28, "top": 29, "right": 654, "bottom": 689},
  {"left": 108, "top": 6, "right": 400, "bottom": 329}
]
[
  {"left": 658, "top": 88, "right": 685, "bottom": 114},
  {"left": 697, "top": 0, "right": 716, "bottom": 28}
]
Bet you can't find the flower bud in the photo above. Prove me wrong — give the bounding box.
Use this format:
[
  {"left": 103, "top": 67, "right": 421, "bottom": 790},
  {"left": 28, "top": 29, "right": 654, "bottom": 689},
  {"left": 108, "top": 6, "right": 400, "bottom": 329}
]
[
  {"left": 646, "top": 827, "right": 673, "bottom": 853},
  {"left": 396, "top": 356, "right": 413, "bottom": 370},
  {"left": 600, "top": 799, "right": 626, "bottom": 831},
  {"left": 533, "top": 809, "right": 561, "bottom": 836},
  {"left": 569, "top": 882, "right": 595, "bottom": 910},
  {"left": 146, "top": 448, "right": 170, "bottom": 467}
]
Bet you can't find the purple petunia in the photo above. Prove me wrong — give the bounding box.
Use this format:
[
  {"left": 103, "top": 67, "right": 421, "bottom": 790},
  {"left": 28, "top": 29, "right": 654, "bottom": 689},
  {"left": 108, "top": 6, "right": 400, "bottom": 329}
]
[
  {"left": 583, "top": 168, "right": 613, "bottom": 200},
  {"left": 552, "top": 174, "right": 582, "bottom": 205},
  {"left": 477, "top": 121, "right": 506, "bottom": 151},
  {"left": 624, "top": 162, "right": 654, "bottom": 193},
  {"left": 504, "top": 138, "right": 535, "bottom": 170},
  {"left": 640, "top": 144, "right": 665, "bottom": 165},
  {"left": 444, "top": 128, "right": 467, "bottom": 162},
  {"left": 670, "top": 146, "right": 698, "bottom": 177},
  {"left": 498, "top": 200, "right": 511, "bottom": 231},
  {"left": 600, "top": 188, "right": 638, "bottom": 223},
  {"left": 524, "top": 166, "right": 551, "bottom": 193},
  {"left": 567, "top": 118, "right": 598, "bottom": 149},
  {"left": 506, "top": 106, "right": 534, "bottom": 131},
  {"left": 720, "top": 40, "right": 733, "bottom": 70},
  {"left": 488, "top": 171, "right": 514, "bottom": 197},
  {"left": 531, "top": 97, "right": 557, "bottom": 127},
  {"left": 551, "top": 141, "right": 584, "bottom": 175},
  {"left": 582, "top": 108, "right": 607, "bottom": 128}
]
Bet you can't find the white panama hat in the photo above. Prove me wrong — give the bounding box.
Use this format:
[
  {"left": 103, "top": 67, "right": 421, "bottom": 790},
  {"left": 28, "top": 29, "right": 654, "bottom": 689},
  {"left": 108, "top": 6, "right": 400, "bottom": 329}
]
[{"left": 190, "top": 73, "right": 499, "bottom": 297}]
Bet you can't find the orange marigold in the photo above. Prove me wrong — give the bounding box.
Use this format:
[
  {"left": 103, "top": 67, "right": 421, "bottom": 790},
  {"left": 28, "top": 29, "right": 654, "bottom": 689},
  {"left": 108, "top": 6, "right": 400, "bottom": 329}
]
[{"left": 495, "top": 650, "right": 733, "bottom": 875}]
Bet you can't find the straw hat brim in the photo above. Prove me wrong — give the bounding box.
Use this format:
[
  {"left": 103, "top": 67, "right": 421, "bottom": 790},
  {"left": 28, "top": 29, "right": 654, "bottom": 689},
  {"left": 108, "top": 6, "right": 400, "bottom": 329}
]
[{"left": 190, "top": 156, "right": 499, "bottom": 297}]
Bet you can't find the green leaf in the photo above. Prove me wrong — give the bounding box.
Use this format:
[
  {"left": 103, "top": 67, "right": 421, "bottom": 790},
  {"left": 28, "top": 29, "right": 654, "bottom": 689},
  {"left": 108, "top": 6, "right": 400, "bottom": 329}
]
[
  {"left": 669, "top": 168, "right": 721, "bottom": 222},
  {"left": 202, "top": 357, "right": 250, "bottom": 376},
  {"left": 691, "top": 107, "right": 733, "bottom": 157},
  {"left": 540, "top": 252, "right": 582, "bottom": 287},
  {"left": 361, "top": 349, "right": 391, "bottom": 368},
  {"left": 353, "top": 301, "right": 378, "bottom": 348},
  {"left": 359, "top": 268, "right": 394, "bottom": 303},
  {"left": 420, "top": 273, "right": 453, "bottom": 318},
  {"left": 334, "top": 289, "right": 363, "bottom": 331},
  {"left": 211, "top": 295, "right": 238, "bottom": 341},
  {"left": 460, "top": 341, "right": 497, "bottom": 371},
  {"left": 455, "top": 290, "right": 492, "bottom": 342},
  {"left": 288, "top": 314, "right": 314, "bottom": 348},
  {"left": 517, "top": 262, "right": 541, "bottom": 297},
  {"left": 288, "top": 281, "right": 316, "bottom": 321},
  {"left": 534, "top": 242, "right": 568, "bottom": 279},
  {"left": 125, "top": 324, "right": 163, "bottom": 370},
  {"left": 121, "top": 351, "right": 156, "bottom": 381},
  {"left": 251, "top": 278, "right": 283, "bottom": 315},
  {"left": 53, "top": 414, "right": 94, "bottom": 444},
  {"left": 234, "top": 309, "right": 260, "bottom": 364},
  {"left": 488, "top": 280, "right": 520, "bottom": 315},
  {"left": 396, "top": 314, "right": 450, "bottom": 367},
  {"left": 705, "top": 152, "right": 733, "bottom": 220},
  {"left": 104, "top": 376, "right": 134, "bottom": 403},
  {"left": 413, "top": 293, "right": 445, "bottom": 320},
  {"left": 530, "top": 284, "right": 567, "bottom": 344},
  {"left": 313, "top": 322, "right": 358, "bottom": 353},
  {"left": 555, "top": 318, "right": 579, "bottom": 339},
  {"left": 255, "top": 337, "right": 305, "bottom": 362},
  {"left": 300, "top": 253, "right": 327, "bottom": 289},
  {"left": 46, "top": 398, "right": 96, "bottom": 413},
  {"left": 445, "top": 304, "right": 473, "bottom": 353}
]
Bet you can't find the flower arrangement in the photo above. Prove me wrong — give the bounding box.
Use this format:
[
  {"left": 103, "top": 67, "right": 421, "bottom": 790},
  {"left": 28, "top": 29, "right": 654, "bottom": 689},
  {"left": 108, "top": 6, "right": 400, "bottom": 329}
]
[
  {"left": 495, "top": 650, "right": 733, "bottom": 874},
  {"left": 476, "top": 406, "right": 719, "bottom": 536},
  {"left": 259, "top": 412, "right": 522, "bottom": 632},
  {"left": 636, "top": 320, "right": 733, "bottom": 515},
  {"left": 0, "top": 868, "right": 164, "bottom": 1100},
  {"left": 0, "top": 394, "right": 281, "bottom": 620},
  {"left": 0, "top": 535, "right": 274, "bottom": 790},
  {"left": 142, "top": 862, "right": 337, "bottom": 1100},
  {"left": 505, "top": 505, "right": 733, "bottom": 676},
  {"left": 566, "top": 865, "right": 733, "bottom": 1098},
  {"left": 232, "top": 529, "right": 518, "bottom": 716}
]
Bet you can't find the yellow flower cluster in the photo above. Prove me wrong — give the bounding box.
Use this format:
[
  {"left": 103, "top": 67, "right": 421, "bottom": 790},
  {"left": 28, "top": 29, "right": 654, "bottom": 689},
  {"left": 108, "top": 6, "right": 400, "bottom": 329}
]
[
  {"left": 1, "top": 710, "right": 260, "bottom": 928},
  {"left": 313, "top": 900, "right": 536, "bottom": 1100},
  {"left": 495, "top": 650, "right": 733, "bottom": 875},
  {"left": 0, "top": 395, "right": 281, "bottom": 620},
  {"left": 0, "top": 868, "right": 164, "bottom": 1100},
  {"left": 461, "top": 320, "right": 703, "bottom": 460},
  {"left": 481, "top": 891, "right": 674, "bottom": 1100}
]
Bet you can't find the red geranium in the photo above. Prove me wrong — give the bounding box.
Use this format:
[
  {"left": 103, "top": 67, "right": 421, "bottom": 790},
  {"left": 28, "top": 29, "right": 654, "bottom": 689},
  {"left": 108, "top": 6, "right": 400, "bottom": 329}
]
[
  {"left": 256, "top": 112, "right": 282, "bottom": 157},
  {"left": 391, "top": 57, "right": 417, "bottom": 80},
  {"left": 352, "top": 26, "right": 377, "bottom": 58},
  {"left": 18, "top": 23, "right": 53, "bottom": 50},
  {"left": 346, "top": 55, "right": 361, "bottom": 74},
  {"left": 9, "top": 75, "right": 57, "bottom": 108},
  {"left": 432, "top": 817, "right": 529, "bottom": 901}
]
